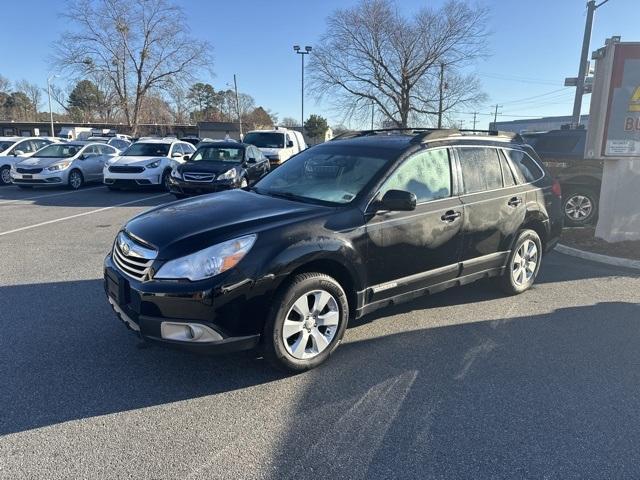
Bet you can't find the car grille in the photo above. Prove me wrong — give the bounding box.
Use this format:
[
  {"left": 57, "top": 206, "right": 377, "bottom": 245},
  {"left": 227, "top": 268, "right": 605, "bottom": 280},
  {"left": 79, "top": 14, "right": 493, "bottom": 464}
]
[
  {"left": 183, "top": 172, "right": 215, "bottom": 182},
  {"left": 112, "top": 232, "right": 157, "bottom": 281},
  {"left": 17, "top": 167, "right": 43, "bottom": 174},
  {"left": 109, "top": 165, "right": 145, "bottom": 174}
]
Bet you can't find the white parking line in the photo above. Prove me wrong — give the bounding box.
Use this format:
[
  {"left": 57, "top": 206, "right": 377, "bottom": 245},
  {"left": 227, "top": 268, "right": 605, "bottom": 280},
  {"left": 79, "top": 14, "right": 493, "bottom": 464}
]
[
  {"left": 0, "top": 186, "right": 105, "bottom": 206},
  {"left": 0, "top": 194, "right": 169, "bottom": 237}
]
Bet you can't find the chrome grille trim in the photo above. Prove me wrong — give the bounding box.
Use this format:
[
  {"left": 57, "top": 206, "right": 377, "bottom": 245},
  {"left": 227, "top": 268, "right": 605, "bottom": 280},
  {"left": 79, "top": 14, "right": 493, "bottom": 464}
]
[
  {"left": 112, "top": 232, "right": 157, "bottom": 281},
  {"left": 183, "top": 172, "right": 215, "bottom": 183}
]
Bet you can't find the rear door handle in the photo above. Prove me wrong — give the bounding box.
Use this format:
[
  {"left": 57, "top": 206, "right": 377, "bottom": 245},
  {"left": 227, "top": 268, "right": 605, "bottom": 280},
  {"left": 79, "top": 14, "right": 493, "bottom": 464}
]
[
  {"left": 508, "top": 197, "right": 522, "bottom": 207},
  {"left": 441, "top": 210, "right": 461, "bottom": 222}
]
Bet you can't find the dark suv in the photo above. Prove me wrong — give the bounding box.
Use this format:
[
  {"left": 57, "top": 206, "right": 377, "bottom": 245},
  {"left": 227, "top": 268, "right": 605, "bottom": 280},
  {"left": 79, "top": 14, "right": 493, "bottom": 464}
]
[
  {"left": 104, "top": 129, "right": 563, "bottom": 371},
  {"left": 522, "top": 129, "right": 602, "bottom": 226}
]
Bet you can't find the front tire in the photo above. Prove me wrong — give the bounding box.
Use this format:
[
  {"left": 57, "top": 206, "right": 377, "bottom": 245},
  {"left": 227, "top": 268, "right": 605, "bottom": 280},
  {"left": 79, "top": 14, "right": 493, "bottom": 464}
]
[
  {"left": 0, "top": 165, "right": 11, "bottom": 185},
  {"left": 263, "top": 273, "right": 349, "bottom": 372},
  {"left": 161, "top": 170, "right": 171, "bottom": 192},
  {"left": 563, "top": 186, "right": 598, "bottom": 227},
  {"left": 67, "top": 169, "right": 83, "bottom": 190},
  {"left": 498, "top": 229, "right": 542, "bottom": 295}
]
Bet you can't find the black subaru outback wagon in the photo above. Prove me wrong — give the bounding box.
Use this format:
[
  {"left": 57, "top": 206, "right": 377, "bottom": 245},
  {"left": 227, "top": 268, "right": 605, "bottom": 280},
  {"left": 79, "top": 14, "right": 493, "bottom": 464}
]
[{"left": 104, "top": 129, "right": 563, "bottom": 372}]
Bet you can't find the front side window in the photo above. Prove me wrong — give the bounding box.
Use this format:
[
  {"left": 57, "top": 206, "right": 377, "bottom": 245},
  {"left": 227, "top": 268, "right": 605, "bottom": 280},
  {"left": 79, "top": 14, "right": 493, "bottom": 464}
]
[
  {"left": 244, "top": 132, "right": 285, "bottom": 149},
  {"left": 380, "top": 148, "right": 452, "bottom": 203},
  {"left": 254, "top": 146, "right": 390, "bottom": 205},
  {"left": 457, "top": 147, "right": 503, "bottom": 194},
  {"left": 14, "top": 140, "right": 35, "bottom": 154},
  {"left": 504, "top": 149, "right": 544, "bottom": 183},
  {"left": 123, "top": 143, "right": 170, "bottom": 157},
  {"left": 190, "top": 146, "right": 245, "bottom": 163}
]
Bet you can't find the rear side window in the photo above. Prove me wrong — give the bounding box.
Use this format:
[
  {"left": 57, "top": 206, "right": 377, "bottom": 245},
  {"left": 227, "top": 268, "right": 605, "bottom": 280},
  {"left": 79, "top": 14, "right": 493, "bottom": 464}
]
[
  {"left": 499, "top": 151, "right": 517, "bottom": 187},
  {"left": 381, "top": 148, "right": 451, "bottom": 203},
  {"left": 505, "top": 149, "right": 544, "bottom": 183},
  {"left": 457, "top": 147, "right": 502, "bottom": 194}
]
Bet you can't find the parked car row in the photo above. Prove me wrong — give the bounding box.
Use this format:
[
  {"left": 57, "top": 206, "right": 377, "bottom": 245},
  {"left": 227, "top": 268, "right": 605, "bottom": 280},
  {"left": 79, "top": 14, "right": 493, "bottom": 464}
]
[{"left": 1, "top": 127, "right": 305, "bottom": 195}]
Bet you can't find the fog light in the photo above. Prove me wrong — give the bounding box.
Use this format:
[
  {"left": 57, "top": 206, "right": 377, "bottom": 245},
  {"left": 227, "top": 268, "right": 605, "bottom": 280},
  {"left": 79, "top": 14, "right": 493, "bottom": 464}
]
[{"left": 160, "top": 322, "right": 223, "bottom": 342}]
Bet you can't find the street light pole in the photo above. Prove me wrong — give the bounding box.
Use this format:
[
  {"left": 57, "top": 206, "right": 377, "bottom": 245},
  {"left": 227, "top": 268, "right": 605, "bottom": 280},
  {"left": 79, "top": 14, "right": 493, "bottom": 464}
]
[
  {"left": 571, "top": 0, "right": 610, "bottom": 127},
  {"left": 293, "top": 45, "right": 312, "bottom": 132},
  {"left": 233, "top": 74, "right": 243, "bottom": 140},
  {"left": 47, "top": 74, "right": 58, "bottom": 137}
]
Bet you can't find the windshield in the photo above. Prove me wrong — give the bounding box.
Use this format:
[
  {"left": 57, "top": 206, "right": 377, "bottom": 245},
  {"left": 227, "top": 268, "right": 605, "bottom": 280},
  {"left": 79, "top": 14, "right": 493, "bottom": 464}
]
[
  {"left": 33, "top": 144, "right": 82, "bottom": 158},
  {"left": 190, "top": 146, "right": 244, "bottom": 163},
  {"left": 0, "top": 141, "right": 15, "bottom": 151},
  {"left": 122, "top": 142, "right": 170, "bottom": 157},
  {"left": 254, "top": 146, "right": 389, "bottom": 205},
  {"left": 244, "top": 132, "right": 285, "bottom": 149}
]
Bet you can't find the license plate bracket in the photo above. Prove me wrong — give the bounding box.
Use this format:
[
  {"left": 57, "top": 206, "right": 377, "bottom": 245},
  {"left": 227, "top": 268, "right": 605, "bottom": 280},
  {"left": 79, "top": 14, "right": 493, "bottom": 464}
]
[
  {"left": 106, "top": 269, "right": 129, "bottom": 306},
  {"left": 23, "top": 174, "right": 32, "bottom": 179}
]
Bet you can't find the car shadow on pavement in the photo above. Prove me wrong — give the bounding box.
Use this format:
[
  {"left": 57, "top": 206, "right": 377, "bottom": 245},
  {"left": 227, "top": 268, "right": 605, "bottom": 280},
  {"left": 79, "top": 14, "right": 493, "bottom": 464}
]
[
  {"left": 268, "top": 301, "right": 640, "bottom": 479},
  {"left": 0, "top": 279, "right": 286, "bottom": 437}
]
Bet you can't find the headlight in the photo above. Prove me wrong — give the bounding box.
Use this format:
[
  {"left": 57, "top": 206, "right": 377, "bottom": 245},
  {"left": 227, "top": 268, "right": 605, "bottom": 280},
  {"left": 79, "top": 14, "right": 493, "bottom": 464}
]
[
  {"left": 146, "top": 160, "right": 160, "bottom": 169},
  {"left": 171, "top": 168, "right": 182, "bottom": 179},
  {"left": 46, "top": 161, "right": 72, "bottom": 171},
  {"left": 154, "top": 234, "right": 257, "bottom": 281},
  {"left": 216, "top": 168, "right": 237, "bottom": 181}
]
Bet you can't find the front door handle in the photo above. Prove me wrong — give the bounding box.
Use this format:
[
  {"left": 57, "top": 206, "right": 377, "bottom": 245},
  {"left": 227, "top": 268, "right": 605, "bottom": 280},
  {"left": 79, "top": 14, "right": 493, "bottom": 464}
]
[
  {"left": 508, "top": 197, "right": 523, "bottom": 207},
  {"left": 441, "top": 210, "right": 461, "bottom": 222}
]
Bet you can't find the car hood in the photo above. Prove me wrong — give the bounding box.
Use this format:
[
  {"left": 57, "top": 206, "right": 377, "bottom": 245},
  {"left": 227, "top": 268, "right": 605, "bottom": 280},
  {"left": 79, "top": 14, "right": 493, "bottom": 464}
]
[
  {"left": 109, "top": 155, "right": 165, "bottom": 166},
  {"left": 17, "top": 156, "right": 71, "bottom": 168},
  {"left": 178, "top": 161, "right": 241, "bottom": 175},
  {"left": 124, "top": 189, "right": 331, "bottom": 258}
]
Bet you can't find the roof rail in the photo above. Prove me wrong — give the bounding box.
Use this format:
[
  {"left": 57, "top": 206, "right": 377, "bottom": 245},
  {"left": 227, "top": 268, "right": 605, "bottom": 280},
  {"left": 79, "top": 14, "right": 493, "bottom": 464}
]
[
  {"left": 410, "top": 128, "right": 524, "bottom": 144},
  {"left": 331, "top": 127, "right": 524, "bottom": 144}
]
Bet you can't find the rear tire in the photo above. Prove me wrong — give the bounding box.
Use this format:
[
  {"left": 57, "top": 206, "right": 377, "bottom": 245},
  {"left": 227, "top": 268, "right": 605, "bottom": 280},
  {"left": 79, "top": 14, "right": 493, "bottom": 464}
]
[
  {"left": 563, "top": 186, "right": 598, "bottom": 227},
  {"left": 498, "top": 229, "right": 542, "bottom": 295},
  {"left": 263, "top": 272, "right": 349, "bottom": 372},
  {"left": 0, "top": 165, "right": 11, "bottom": 185}
]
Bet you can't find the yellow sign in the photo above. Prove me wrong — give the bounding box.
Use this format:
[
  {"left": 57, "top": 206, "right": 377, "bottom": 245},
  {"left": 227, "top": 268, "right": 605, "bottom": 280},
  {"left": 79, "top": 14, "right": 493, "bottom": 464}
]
[{"left": 630, "top": 85, "right": 640, "bottom": 112}]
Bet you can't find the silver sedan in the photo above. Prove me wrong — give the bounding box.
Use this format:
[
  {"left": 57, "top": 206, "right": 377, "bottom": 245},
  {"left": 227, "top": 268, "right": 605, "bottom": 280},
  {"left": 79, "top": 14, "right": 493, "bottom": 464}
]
[{"left": 10, "top": 142, "right": 120, "bottom": 190}]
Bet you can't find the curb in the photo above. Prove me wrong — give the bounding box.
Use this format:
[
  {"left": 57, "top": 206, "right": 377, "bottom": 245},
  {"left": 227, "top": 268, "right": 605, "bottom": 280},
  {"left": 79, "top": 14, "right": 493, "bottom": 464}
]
[{"left": 555, "top": 244, "right": 640, "bottom": 271}]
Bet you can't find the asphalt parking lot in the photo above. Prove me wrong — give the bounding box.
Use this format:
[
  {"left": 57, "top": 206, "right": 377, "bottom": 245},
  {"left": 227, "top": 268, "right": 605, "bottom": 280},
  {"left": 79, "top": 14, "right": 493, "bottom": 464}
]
[{"left": 1, "top": 185, "right": 639, "bottom": 479}]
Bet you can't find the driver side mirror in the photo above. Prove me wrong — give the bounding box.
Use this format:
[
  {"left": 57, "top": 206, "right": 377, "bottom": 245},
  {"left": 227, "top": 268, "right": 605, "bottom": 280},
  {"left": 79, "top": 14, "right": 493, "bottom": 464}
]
[
  {"left": 247, "top": 157, "right": 257, "bottom": 164},
  {"left": 376, "top": 190, "right": 417, "bottom": 212},
  {"left": 286, "top": 140, "right": 294, "bottom": 148},
  {"left": 13, "top": 150, "right": 24, "bottom": 156},
  {"left": 182, "top": 154, "right": 191, "bottom": 161}
]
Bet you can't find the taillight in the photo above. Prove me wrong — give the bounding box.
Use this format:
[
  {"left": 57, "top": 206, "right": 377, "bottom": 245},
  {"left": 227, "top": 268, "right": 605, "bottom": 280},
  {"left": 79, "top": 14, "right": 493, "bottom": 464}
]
[{"left": 552, "top": 178, "right": 562, "bottom": 198}]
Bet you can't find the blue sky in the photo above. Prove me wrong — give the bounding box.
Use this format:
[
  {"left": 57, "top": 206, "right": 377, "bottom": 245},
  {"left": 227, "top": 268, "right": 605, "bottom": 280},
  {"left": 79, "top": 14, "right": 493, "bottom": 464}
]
[{"left": 0, "top": 0, "right": 637, "bottom": 129}]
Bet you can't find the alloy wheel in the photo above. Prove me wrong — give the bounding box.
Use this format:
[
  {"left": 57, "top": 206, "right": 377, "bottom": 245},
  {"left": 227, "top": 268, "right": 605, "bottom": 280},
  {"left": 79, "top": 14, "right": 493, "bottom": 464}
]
[
  {"left": 70, "top": 171, "right": 82, "bottom": 189},
  {"left": 564, "top": 194, "right": 593, "bottom": 222},
  {"left": 512, "top": 239, "right": 538, "bottom": 286},
  {"left": 282, "top": 289, "right": 340, "bottom": 360},
  {"left": 1, "top": 167, "right": 11, "bottom": 185}
]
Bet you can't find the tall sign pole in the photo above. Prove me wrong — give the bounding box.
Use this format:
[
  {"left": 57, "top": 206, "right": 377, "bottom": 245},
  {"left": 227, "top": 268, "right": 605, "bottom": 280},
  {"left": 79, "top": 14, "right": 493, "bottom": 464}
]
[{"left": 293, "top": 45, "right": 312, "bottom": 132}]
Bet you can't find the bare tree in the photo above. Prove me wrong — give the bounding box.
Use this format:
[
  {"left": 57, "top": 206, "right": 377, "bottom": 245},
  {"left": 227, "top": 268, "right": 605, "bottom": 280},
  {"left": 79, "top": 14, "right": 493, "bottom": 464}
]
[
  {"left": 280, "top": 117, "right": 298, "bottom": 128},
  {"left": 309, "top": 0, "right": 489, "bottom": 128},
  {"left": 16, "top": 80, "right": 42, "bottom": 121},
  {"left": 53, "top": 0, "right": 212, "bottom": 136}
]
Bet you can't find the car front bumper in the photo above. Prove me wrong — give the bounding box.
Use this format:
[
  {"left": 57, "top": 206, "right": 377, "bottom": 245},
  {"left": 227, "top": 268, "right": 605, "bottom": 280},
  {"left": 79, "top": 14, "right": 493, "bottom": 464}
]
[
  {"left": 10, "top": 169, "right": 70, "bottom": 186},
  {"left": 104, "top": 254, "right": 263, "bottom": 354},
  {"left": 168, "top": 177, "right": 239, "bottom": 196},
  {"left": 103, "top": 168, "right": 163, "bottom": 186}
]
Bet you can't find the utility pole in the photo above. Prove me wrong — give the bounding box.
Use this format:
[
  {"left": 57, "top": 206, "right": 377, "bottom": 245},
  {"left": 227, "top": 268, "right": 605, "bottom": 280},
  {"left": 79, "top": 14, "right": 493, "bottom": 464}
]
[
  {"left": 293, "top": 45, "right": 312, "bottom": 133},
  {"left": 571, "top": 0, "right": 609, "bottom": 127},
  {"left": 233, "top": 74, "right": 243, "bottom": 140},
  {"left": 493, "top": 105, "right": 501, "bottom": 127},
  {"left": 371, "top": 100, "right": 375, "bottom": 130},
  {"left": 472, "top": 112, "right": 478, "bottom": 130},
  {"left": 437, "top": 62, "right": 445, "bottom": 129}
]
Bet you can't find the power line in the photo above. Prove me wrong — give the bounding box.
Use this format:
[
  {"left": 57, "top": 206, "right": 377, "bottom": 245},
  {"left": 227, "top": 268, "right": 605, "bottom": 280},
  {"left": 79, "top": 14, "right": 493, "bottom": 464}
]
[{"left": 499, "top": 88, "right": 568, "bottom": 106}]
